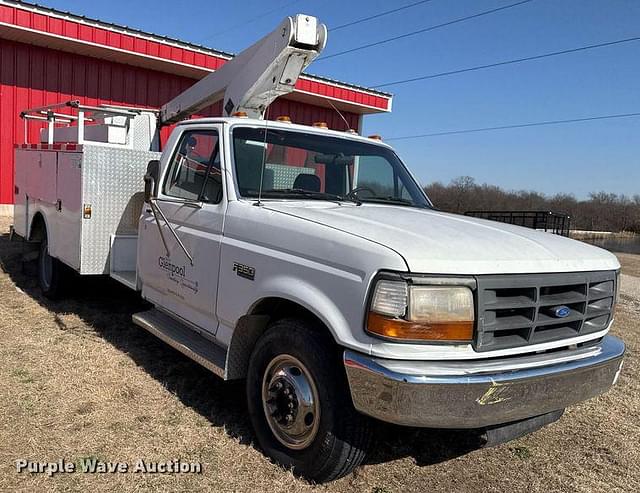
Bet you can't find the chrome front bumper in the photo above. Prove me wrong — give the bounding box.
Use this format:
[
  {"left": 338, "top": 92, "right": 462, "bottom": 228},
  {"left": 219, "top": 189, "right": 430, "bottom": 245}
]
[{"left": 344, "top": 335, "right": 625, "bottom": 428}]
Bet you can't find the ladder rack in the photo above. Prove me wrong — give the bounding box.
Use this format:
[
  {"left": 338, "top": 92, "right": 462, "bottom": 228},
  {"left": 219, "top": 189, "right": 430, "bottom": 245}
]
[{"left": 20, "top": 100, "right": 159, "bottom": 151}]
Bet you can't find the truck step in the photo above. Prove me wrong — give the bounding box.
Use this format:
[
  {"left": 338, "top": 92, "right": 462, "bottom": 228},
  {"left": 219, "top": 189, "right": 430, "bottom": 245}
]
[
  {"left": 132, "top": 308, "right": 225, "bottom": 378},
  {"left": 110, "top": 270, "right": 137, "bottom": 290}
]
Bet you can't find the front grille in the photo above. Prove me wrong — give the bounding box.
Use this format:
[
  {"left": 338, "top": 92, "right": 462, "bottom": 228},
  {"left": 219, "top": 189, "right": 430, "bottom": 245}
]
[{"left": 475, "top": 271, "right": 616, "bottom": 352}]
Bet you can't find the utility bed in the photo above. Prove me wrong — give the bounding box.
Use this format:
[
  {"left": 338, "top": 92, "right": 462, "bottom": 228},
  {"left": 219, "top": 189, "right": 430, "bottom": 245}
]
[{"left": 13, "top": 101, "right": 160, "bottom": 287}]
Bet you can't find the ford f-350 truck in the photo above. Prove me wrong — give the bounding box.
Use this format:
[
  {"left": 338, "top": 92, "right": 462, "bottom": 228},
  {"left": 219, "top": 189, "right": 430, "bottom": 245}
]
[{"left": 12, "top": 14, "right": 624, "bottom": 483}]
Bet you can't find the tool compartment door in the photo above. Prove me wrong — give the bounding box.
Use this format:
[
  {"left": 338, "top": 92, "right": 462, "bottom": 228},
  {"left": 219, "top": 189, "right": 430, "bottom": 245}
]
[
  {"left": 13, "top": 149, "right": 30, "bottom": 237},
  {"left": 26, "top": 150, "right": 58, "bottom": 205},
  {"left": 52, "top": 151, "right": 83, "bottom": 270}
]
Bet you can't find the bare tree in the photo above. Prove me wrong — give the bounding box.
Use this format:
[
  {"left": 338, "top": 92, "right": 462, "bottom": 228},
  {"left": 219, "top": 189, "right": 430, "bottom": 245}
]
[{"left": 424, "top": 177, "right": 640, "bottom": 233}]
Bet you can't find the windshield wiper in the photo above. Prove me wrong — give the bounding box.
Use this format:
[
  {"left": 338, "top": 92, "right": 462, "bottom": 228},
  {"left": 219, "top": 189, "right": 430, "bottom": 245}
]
[
  {"left": 358, "top": 196, "right": 420, "bottom": 207},
  {"left": 260, "top": 188, "right": 344, "bottom": 201},
  {"left": 260, "top": 188, "right": 363, "bottom": 205}
]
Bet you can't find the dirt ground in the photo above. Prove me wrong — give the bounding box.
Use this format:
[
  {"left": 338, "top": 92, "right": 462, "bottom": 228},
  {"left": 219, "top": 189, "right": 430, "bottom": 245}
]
[
  {"left": 0, "top": 215, "right": 638, "bottom": 493},
  {"left": 616, "top": 252, "right": 640, "bottom": 278}
]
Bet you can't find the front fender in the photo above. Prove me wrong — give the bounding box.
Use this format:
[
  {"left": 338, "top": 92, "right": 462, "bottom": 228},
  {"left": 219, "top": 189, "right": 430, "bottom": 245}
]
[
  {"left": 223, "top": 276, "right": 368, "bottom": 381},
  {"left": 251, "top": 274, "right": 353, "bottom": 345}
]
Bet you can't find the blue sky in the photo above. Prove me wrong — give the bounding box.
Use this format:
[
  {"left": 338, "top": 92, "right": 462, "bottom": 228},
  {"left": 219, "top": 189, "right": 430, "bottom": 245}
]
[{"left": 42, "top": 0, "right": 640, "bottom": 198}]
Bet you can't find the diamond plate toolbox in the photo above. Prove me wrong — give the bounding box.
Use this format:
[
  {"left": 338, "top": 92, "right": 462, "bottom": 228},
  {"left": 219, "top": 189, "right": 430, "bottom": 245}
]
[{"left": 80, "top": 145, "right": 161, "bottom": 274}]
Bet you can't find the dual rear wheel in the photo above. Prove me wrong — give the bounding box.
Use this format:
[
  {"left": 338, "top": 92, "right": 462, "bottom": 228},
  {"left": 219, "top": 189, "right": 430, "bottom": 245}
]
[{"left": 37, "top": 236, "right": 67, "bottom": 299}]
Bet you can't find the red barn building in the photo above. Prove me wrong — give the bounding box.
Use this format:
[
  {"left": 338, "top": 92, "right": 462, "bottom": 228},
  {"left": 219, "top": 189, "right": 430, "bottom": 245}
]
[{"left": 0, "top": 0, "right": 392, "bottom": 215}]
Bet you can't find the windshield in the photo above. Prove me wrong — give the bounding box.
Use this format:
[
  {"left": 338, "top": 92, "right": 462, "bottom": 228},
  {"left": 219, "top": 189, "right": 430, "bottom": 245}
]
[{"left": 232, "top": 126, "right": 430, "bottom": 208}]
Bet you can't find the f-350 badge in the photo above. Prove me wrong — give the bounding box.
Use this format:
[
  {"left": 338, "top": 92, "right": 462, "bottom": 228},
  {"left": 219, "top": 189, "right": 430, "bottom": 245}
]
[{"left": 233, "top": 262, "right": 255, "bottom": 281}]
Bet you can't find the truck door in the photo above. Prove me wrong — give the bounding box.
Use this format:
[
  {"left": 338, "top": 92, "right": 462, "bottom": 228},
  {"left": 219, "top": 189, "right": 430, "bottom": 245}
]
[{"left": 138, "top": 126, "right": 225, "bottom": 335}]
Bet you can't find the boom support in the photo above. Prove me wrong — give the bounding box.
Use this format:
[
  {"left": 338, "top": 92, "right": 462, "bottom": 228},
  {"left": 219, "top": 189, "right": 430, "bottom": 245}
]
[{"left": 160, "top": 14, "right": 327, "bottom": 124}]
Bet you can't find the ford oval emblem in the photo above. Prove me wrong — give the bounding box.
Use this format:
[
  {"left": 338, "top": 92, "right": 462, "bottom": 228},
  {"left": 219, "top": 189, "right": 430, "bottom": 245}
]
[{"left": 553, "top": 306, "right": 571, "bottom": 318}]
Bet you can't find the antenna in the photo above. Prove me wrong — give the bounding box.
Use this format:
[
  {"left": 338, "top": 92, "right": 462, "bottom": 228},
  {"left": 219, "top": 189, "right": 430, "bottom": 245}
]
[
  {"left": 255, "top": 107, "right": 271, "bottom": 207},
  {"left": 325, "top": 98, "right": 353, "bottom": 132},
  {"left": 255, "top": 38, "right": 278, "bottom": 206}
]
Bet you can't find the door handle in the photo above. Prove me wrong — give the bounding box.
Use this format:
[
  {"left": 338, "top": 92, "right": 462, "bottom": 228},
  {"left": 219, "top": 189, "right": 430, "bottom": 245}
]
[{"left": 182, "top": 201, "right": 204, "bottom": 209}]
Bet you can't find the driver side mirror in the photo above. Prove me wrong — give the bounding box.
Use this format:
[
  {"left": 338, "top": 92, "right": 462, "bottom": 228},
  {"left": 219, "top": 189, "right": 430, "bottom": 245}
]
[{"left": 144, "top": 159, "right": 160, "bottom": 203}]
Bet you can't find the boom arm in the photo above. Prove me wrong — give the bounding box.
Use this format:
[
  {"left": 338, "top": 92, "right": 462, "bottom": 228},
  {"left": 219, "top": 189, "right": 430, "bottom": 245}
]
[{"left": 160, "top": 14, "right": 327, "bottom": 124}]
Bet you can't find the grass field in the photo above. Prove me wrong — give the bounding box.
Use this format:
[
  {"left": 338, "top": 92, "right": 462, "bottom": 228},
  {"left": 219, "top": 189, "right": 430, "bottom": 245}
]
[{"left": 1, "top": 215, "right": 638, "bottom": 492}]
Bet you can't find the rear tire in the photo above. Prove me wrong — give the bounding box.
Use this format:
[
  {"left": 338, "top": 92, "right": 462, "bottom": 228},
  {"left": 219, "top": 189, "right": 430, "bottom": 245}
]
[
  {"left": 38, "top": 237, "right": 67, "bottom": 299},
  {"left": 246, "top": 318, "right": 371, "bottom": 483}
]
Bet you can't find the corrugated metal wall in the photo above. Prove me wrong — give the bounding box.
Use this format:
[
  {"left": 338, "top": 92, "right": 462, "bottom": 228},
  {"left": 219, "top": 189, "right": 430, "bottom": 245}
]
[
  {"left": 0, "top": 38, "right": 359, "bottom": 204},
  {"left": 0, "top": 2, "right": 390, "bottom": 112}
]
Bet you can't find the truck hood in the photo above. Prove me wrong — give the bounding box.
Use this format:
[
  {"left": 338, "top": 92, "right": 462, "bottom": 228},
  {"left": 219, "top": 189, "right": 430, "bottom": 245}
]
[{"left": 262, "top": 202, "right": 620, "bottom": 275}]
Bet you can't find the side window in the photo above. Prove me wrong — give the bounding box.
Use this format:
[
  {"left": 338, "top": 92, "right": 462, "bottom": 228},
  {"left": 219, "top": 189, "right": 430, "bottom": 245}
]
[
  {"left": 163, "top": 130, "right": 222, "bottom": 203},
  {"left": 399, "top": 182, "right": 413, "bottom": 200}
]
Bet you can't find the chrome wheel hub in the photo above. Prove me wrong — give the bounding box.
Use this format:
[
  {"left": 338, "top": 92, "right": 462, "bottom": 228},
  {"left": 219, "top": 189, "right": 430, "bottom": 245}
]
[{"left": 262, "top": 354, "right": 320, "bottom": 450}]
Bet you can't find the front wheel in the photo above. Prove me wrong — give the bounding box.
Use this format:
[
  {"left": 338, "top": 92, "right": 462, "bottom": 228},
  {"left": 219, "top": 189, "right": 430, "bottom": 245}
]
[{"left": 246, "top": 319, "right": 372, "bottom": 482}]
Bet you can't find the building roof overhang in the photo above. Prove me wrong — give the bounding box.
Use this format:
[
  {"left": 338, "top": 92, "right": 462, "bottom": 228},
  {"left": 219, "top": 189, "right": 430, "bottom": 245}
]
[{"left": 0, "top": 0, "right": 392, "bottom": 114}]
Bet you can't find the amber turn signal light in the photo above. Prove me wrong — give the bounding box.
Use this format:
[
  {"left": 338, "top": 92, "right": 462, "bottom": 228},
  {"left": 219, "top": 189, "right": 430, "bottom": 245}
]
[{"left": 367, "top": 312, "right": 473, "bottom": 342}]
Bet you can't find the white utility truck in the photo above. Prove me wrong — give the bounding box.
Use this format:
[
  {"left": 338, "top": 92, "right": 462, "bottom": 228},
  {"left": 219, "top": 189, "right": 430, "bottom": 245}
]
[{"left": 12, "top": 14, "right": 625, "bottom": 482}]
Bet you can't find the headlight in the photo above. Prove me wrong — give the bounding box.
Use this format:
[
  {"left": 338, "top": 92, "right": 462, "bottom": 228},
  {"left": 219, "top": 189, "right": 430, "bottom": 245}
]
[{"left": 367, "top": 279, "right": 474, "bottom": 342}]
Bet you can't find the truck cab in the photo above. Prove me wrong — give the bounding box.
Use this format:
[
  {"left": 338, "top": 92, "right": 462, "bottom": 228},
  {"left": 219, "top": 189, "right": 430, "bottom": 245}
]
[{"left": 137, "top": 116, "right": 430, "bottom": 346}]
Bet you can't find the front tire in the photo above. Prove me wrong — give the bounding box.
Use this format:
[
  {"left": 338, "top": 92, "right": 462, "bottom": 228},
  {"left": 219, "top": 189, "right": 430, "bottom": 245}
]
[
  {"left": 247, "top": 318, "right": 371, "bottom": 482},
  {"left": 38, "top": 237, "right": 67, "bottom": 299}
]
